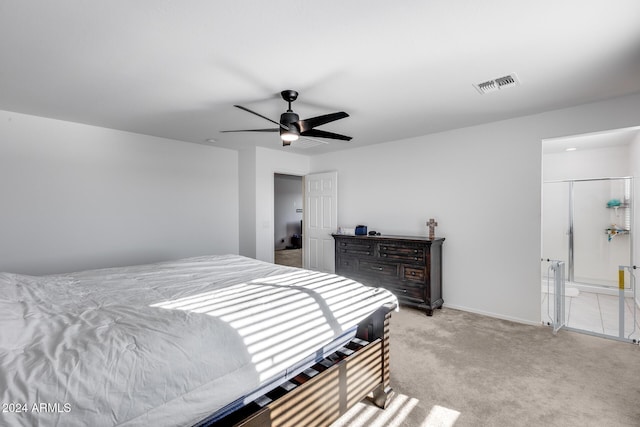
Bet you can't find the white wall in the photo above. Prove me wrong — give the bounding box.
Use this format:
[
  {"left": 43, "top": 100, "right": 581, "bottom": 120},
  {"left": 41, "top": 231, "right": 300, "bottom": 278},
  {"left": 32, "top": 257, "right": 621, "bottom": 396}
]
[
  {"left": 0, "top": 110, "right": 239, "bottom": 275},
  {"left": 543, "top": 145, "right": 631, "bottom": 181},
  {"left": 274, "top": 174, "right": 303, "bottom": 250},
  {"left": 311, "top": 92, "right": 640, "bottom": 324},
  {"left": 238, "top": 148, "right": 257, "bottom": 259}
]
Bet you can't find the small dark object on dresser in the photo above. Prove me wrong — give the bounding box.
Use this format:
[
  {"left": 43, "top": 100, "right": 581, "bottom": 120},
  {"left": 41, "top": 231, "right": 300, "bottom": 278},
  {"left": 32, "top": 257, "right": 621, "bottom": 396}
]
[{"left": 355, "top": 225, "right": 368, "bottom": 235}]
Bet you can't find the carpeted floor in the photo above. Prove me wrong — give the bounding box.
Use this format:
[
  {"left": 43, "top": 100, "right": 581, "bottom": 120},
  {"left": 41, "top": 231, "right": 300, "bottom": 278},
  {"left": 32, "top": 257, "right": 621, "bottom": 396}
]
[
  {"left": 333, "top": 306, "right": 640, "bottom": 427},
  {"left": 274, "top": 248, "right": 302, "bottom": 268}
]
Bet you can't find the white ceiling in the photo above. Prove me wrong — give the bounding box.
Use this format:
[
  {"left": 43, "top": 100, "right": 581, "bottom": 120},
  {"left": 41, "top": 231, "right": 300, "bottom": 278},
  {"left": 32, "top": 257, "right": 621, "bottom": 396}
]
[{"left": 2, "top": 1, "right": 640, "bottom": 155}]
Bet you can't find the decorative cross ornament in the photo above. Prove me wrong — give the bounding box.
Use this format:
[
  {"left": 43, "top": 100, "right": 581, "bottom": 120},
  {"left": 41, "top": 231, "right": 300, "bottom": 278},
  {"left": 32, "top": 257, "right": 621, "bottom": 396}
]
[{"left": 426, "top": 218, "right": 438, "bottom": 240}]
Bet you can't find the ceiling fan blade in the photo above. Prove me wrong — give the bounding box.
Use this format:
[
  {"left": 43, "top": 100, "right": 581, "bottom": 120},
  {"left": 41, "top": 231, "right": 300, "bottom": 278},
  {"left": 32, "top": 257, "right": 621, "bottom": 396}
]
[
  {"left": 234, "top": 105, "right": 288, "bottom": 130},
  {"left": 298, "top": 112, "right": 349, "bottom": 133},
  {"left": 220, "top": 128, "right": 279, "bottom": 133},
  {"left": 301, "top": 129, "right": 352, "bottom": 141}
]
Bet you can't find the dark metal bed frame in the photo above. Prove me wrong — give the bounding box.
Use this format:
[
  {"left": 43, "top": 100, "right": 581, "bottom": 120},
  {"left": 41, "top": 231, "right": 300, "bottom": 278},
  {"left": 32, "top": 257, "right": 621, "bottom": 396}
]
[{"left": 204, "top": 303, "right": 395, "bottom": 427}]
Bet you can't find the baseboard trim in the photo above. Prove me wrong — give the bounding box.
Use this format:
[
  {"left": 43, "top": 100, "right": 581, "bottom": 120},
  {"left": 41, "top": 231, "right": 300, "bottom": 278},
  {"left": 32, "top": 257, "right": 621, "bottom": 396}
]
[{"left": 442, "top": 303, "right": 541, "bottom": 327}]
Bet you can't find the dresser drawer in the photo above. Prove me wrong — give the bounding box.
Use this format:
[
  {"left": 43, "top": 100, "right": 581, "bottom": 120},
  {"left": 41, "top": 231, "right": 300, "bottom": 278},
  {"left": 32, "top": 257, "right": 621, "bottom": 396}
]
[
  {"left": 337, "top": 256, "right": 358, "bottom": 274},
  {"left": 378, "top": 244, "right": 425, "bottom": 263},
  {"left": 337, "top": 240, "right": 374, "bottom": 257},
  {"left": 403, "top": 266, "right": 426, "bottom": 282},
  {"left": 358, "top": 260, "right": 398, "bottom": 277},
  {"left": 384, "top": 283, "right": 425, "bottom": 303}
]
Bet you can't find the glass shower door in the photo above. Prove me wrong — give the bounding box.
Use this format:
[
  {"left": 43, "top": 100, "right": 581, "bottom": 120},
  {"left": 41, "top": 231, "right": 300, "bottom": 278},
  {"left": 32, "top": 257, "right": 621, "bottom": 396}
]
[
  {"left": 572, "top": 178, "right": 636, "bottom": 340},
  {"left": 572, "top": 178, "right": 631, "bottom": 288}
]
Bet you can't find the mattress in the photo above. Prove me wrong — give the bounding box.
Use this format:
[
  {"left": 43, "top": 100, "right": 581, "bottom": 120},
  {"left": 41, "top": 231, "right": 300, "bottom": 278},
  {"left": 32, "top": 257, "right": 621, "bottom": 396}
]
[{"left": 0, "top": 254, "right": 398, "bottom": 427}]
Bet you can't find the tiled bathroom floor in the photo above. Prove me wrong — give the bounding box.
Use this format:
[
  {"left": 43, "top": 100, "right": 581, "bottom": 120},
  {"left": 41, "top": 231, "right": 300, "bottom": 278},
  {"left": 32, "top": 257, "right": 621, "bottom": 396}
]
[{"left": 541, "top": 286, "right": 640, "bottom": 341}]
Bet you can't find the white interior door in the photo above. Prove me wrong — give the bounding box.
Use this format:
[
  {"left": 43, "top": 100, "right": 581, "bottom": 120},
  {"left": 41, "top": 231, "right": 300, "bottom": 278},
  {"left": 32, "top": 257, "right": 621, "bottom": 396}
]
[{"left": 304, "top": 171, "right": 337, "bottom": 272}]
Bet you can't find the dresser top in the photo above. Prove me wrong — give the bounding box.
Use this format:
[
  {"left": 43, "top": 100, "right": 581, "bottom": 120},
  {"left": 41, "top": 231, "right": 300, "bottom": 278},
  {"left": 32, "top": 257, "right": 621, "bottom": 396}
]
[{"left": 332, "top": 234, "right": 444, "bottom": 243}]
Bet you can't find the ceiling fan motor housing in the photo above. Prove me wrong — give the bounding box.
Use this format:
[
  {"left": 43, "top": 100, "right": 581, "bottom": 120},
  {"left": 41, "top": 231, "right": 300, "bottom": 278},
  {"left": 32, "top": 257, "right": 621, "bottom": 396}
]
[
  {"left": 280, "top": 111, "right": 300, "bottom": 141},
  {"left": 280, "top": 111, "right": 300, "bottom": 143},
  {"left": 280, "top": 111, "right": 299, "bottom": 126}
]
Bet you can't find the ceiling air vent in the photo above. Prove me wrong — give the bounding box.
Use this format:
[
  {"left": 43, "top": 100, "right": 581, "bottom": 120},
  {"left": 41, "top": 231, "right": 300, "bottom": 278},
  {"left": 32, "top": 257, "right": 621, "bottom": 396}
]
[{"left": 474, "top": 73, "right": 520, "bottom": 94}]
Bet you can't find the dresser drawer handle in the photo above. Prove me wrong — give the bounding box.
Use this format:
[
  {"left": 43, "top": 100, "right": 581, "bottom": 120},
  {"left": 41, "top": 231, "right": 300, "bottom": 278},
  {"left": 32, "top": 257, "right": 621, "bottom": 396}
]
[
  {"left": 414, "top": 257, "right": 418, "bottom": 261},
  {"left": 367, "top": 251, "right": 371, "bottom": 255},
  {"left": 382, "top": 253, "right": 387, "bottom": 257},
  {"left": 414, "top": 249, "right": 418, "bottom": 253},
  {"left": 374, "top": 267, "right": 383, "bottom": 271},
  {"left": 399, "top": 289, "right": 407, "bottom": 293},
  {"left": 411, "top": 271, "right": 416, "bottom": 276}
]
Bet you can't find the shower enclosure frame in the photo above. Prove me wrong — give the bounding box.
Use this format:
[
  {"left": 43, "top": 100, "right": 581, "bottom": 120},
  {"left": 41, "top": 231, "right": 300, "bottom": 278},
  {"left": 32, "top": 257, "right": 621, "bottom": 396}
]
[{"left": 544, "top": 176, "right": 634, "bottom": 287}]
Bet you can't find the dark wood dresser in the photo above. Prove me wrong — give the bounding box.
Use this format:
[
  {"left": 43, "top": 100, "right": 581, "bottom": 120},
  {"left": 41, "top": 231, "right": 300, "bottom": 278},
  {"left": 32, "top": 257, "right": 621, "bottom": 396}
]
[{"left": 333, "top": 234, "right": 444, "bottom": 316}]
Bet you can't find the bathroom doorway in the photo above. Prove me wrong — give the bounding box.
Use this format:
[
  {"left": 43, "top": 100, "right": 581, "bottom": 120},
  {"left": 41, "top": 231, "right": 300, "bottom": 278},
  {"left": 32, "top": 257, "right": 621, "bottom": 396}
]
[{"left": 541, "top": 127, "right": 640, "bottom": 342}]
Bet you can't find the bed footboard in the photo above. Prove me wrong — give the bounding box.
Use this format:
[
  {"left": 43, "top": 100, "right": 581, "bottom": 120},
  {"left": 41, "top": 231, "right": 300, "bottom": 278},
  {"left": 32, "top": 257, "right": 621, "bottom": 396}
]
[
  {"left": 206, "top": 303, "right": 395, "bottom": 427},
  {"left": 355, "top": 302, "right": 394, "bottom": 410}
]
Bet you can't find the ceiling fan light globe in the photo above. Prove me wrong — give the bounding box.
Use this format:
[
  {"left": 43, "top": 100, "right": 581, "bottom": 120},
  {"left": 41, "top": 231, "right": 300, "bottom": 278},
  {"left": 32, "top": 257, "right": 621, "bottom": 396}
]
[{"left": 281, "top": 132, "right": 299, "bottom": 142}]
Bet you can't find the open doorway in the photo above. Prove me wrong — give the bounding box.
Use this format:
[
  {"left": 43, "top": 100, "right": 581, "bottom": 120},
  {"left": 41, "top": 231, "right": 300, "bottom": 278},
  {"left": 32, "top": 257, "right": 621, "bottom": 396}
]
[
  {"left": 541, "top": 127, "right": 640, "bottom": 342},
  {"left": 274, "top": 173, "right": 303, "bottom": 268}
]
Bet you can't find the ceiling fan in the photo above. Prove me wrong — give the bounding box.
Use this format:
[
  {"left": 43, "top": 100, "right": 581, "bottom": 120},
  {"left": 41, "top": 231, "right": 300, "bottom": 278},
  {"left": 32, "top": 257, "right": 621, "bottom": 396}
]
[{"left": 221, "top": 90, "right": 352, "bottom": 146}]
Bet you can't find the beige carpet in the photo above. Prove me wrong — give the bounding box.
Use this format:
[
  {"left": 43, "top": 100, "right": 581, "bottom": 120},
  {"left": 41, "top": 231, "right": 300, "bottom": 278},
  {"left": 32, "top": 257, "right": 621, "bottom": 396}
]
[
  {"left": 274, "top": 248, "right": 302, "bottom": 268},
  {"left": 333, "top": 307, "right": 640, "bottom": 427}
]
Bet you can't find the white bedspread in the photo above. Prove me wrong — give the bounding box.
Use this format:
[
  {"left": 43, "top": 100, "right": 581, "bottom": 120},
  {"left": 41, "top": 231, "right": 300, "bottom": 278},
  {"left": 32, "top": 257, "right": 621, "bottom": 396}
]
[{"left": 0, "top": 255, "right": 397, "bottom": 427}]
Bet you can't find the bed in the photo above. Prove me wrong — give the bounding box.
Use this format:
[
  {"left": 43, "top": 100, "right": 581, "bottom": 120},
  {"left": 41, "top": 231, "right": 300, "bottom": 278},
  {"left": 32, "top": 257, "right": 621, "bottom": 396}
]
[{"left": 0, "top": 254, "right": 397, "bottom": 426}]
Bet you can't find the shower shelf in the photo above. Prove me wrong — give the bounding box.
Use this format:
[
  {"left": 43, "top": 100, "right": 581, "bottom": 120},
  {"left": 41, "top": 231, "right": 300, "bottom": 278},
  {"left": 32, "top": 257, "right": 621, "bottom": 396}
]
[
  {"left": 606, "top": 202, "right": 629, "bottom": 209},
  {"left": 605, "top": 228, "right": 630, "bottom": 242}
]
